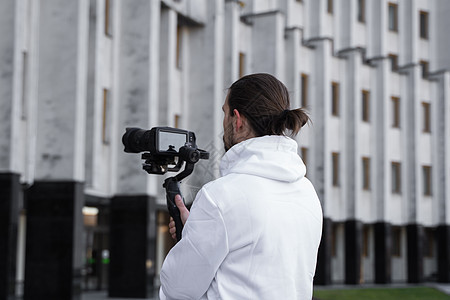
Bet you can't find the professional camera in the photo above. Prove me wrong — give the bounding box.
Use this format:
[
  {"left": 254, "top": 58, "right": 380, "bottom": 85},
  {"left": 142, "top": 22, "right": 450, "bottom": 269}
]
[
  {"left": 122, "top": 126, "right": 209, "bottom": 241},
  {"left": 123, "top": 127, "right": 209, "bottom": 175}
]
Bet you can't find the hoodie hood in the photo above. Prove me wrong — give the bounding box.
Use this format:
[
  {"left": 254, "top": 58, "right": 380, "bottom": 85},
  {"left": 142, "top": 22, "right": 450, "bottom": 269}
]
[{"left": 219, "top": 135, "right": 306, "bottom": 183}]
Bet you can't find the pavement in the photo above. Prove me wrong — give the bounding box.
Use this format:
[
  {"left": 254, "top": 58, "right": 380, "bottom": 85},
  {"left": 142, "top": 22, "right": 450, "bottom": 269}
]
[{"left": 81, "top": 283, "right": 450, "bottom": 300}]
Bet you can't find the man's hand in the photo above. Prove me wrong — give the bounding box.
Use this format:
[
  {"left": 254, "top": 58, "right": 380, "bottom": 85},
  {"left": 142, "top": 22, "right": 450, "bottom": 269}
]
[{"left": 169, "top": 194, "right": 190, "bottom": 241}]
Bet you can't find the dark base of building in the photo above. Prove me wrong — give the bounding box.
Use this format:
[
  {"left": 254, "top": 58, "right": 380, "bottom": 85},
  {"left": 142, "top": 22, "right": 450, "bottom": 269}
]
[
  {"left": 0, "top": 173, "right": 20, "bottom": 300},
  {"left": 24, "top": 181, "right": 84, "bottom": 300},
  {"left": 374, "top": 222, "right": 392, "bottom": 283},
  {"left": 345, "top": 220, "right": 362, "bottom": 285},
  {"left": 108, "top": 195, "right": 156, "bottom": 298},
  {"left": 407, "top": 224, "right": 424, "bottom": 283},
  {"left": 437, "top": 225, "right": 450, "bottom": 282}
]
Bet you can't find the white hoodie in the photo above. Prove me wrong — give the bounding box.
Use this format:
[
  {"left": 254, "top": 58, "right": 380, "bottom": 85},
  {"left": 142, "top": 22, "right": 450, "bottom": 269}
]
[{"left": 160, "top": 135, "right": 323, "bottom": 300}]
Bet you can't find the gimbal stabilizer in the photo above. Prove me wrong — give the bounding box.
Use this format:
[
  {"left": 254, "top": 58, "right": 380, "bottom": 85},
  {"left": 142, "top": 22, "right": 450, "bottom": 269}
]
[
  {"left": 143, "top": 146, "right": 209, "bottom": 241},
  {"left": 123, "top": 127, "right": 209, "bottom": 241}
]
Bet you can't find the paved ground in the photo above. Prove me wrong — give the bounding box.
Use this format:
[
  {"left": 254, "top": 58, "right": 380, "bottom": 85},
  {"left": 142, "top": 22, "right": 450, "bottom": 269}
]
[{"left": 81, "top": 283, "right": 450, "bottom": 300}]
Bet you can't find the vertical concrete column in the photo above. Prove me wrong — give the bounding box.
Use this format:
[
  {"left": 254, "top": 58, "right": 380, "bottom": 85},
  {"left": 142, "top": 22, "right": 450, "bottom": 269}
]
[
  {"left": 341, "top": 50, "right": 362, "bottom": 285},
  {"left": 433, "top": 71, "right": 450, "bottom": 282},
  {"left": 310, "top": 39, "right": 332, "bottom": 285},
  {"left": 224, "top": 0, "right": 240, "bottom": 87},
  {"left": 399, "top": 0, "right": 418, "bottom": 65},
  {"left": 402, "top": 65, "right": 424, "bottom": 283},
  {"left": 110, "top": 0, "right": 159, "bottom": 297},
  {"left": 0, "top": 174, "right": 20, "bottom": 300},
  {"left": 187, "top": 0, "right": 225, "bottom": 186},
  {"left": 159, "top": 7, "right": 177, "bottom": 126},
  {"left": 372, "top": 57, "right": 392, "bottom": 283},
  {"left": 284, "top": 28, "right": 302, "bottom": 108},
  {"left": 23, "top": 0, "right": 89, "bottom": 299},
  {"left": 366, "top": 0, "right": 386, "bottom": 58},
  {"left": 251, "top": 11, "right": 285, "bottom": 80},
  {"left": 0, "top": 0, "right": 19, "bottom": 299}
]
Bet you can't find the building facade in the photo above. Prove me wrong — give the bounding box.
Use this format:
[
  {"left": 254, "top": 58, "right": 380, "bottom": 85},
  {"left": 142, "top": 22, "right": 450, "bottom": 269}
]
[{"left": 1, "top": 0, "right": 449, "bottom": 298}]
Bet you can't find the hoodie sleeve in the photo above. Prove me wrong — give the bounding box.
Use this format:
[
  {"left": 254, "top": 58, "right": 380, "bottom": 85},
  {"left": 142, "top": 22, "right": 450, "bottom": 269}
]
[{"left": 160, "top": 188, "right": 229, "bottom": 300}]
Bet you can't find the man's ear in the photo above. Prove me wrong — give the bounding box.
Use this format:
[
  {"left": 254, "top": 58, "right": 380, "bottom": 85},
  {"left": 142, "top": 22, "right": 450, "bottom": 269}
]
[{"left": 233, "top": 109, "right": 243, "bottom": 132}]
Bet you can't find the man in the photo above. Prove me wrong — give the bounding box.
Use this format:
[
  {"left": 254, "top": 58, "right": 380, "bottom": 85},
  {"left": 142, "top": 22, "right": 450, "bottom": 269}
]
[{"left": 160, "top": 73, "right": 323, "bottom": 300}]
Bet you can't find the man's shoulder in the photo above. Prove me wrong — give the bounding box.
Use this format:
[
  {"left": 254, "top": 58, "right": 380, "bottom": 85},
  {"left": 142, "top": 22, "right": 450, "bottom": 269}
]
[
  {"left": 200, "top": 173, "right": 248, "bottom": 203},
  {"left": 203, "top": 173, "right": 242, "bottom": 192}
]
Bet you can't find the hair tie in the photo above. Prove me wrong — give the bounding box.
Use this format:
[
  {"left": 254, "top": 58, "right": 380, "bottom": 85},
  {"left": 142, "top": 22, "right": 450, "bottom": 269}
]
[{"left": 280, "top": 109, "right": 290, "bottom": 119}]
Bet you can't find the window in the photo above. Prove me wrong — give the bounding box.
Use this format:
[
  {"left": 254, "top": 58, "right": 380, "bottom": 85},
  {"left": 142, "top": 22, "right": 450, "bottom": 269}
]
[
  {"left": 420, "top": 60, "right": 429, "bottom": 78},
  {"left": 422, "top": 102, "right": 431, "bottom": 133},
  {"left": 327, "top": 0, "right": 333, "bottom": 14},
  {"left": 420, "top": 11, "right": 429, "bottom": 39},
  {"left": 362, "top": 157, "right": 371, "bottom": 190},
  {"left": 392, "top": 162, "right": 401, "bottom": 194},
  {"left": 102, "top": 89, "right": 110, "bottom": 143},
  {"left": 392, "top": 226, "right": 402, "bottom": 256},
  {"left": 423, "top": 165, "right": 432, "bottom": 196},
  {"left": 174, "top": 114, "right": 181, "bottom": 129},
  {"left": 358, "top": 0, "right": 365, "bottom": 23},
  {"left": 176, "top": 25, "right": 182, "bottom": 69},
  {"left": 388, "top": 3, "right": 398, "bottom": 32},
  {"left": 362, "top": 90, "right": 370, "bottom": 122},
  {"left": 392, "top": 97, "right": 400, "bottom": 128},
  {"left": 239, "top": 52, "right": 246, "bottom": 78},
  {"left": 301, "top": 74, "right": 308, "bottom": 108},
  {"left": 388, "top": 54, "right": 399, "bottom": 71},
  {"left": 331, "top": 82, "right": 340, "bottom": 116},
  {"left": 332, "top": 152, "right": 340, "bottom": 187},
  {"left": 105, "top": 0, "right": 112, "bottom": 37}
]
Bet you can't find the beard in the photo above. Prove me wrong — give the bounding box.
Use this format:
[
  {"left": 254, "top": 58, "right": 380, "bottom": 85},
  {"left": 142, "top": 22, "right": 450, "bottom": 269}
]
[{"left": 222, "top": 123, "right": 235, "bottom": 152}]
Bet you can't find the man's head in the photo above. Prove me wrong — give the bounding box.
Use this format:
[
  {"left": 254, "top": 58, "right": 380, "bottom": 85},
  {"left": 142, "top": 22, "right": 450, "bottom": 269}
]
[{"left": 222, "top": 73, "right": 309, "bottom": 151}]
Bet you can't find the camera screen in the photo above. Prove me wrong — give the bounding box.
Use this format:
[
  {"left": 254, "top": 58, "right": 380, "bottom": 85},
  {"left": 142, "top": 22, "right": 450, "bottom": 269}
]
[{"left": 158, "top": 131, "right": 187, "bottom": 153}]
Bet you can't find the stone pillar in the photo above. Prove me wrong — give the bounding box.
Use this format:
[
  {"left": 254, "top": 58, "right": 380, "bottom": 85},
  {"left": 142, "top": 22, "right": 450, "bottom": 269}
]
[
  {"left": 250, "top": 11, "right": 285, "bottom": 80},
  {"left": 23, "top": 0, "right": 89, "bottom": 299},
  {"left": 109, "top": 196, "right": 156, "bottom": 297},
  {"left": 406, "top": 224, "right": 424, "bottom": 283},
  {"left": 402, "top": 65, "right": 423, "bottom": 284},
  {"left": 0, "top": 0, "right": 20, "bottom": 298},
  {"left": 374, "top": 222, "right": 392, "bottom": 283},
  {"left": 345, "top": 220, "right": 362, "bottom": 284},
  {"left": 308, "top": 38, "right": 332, "bottom": 284},
  {"left": 436, "top": 225, "right": 450, "bottom": 282},
  {"left": 431, "top": 70, "right": 450, "bottom": 283},
  {"left": 0, "top": 174, "right": 20, "bottom": 300},
  {"left": 110, "top": 1, "right": 160, "bottom": 297}
]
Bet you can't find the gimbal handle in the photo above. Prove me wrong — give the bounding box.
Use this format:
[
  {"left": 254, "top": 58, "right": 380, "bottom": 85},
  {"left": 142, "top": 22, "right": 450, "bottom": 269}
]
[{"left": 163, "top": 177, "right": 185, "bottom": 241}]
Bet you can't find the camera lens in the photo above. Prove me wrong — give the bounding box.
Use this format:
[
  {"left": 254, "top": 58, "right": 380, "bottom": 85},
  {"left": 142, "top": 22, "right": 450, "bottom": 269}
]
[{"left": 122, "top": 127, "right": 151, "bottom": 153}]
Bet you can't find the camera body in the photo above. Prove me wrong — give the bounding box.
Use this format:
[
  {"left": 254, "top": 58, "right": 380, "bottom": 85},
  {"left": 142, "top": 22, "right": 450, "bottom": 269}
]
[
  {"left": 123, "top": 127, "right": 196, "bottom": 155},
  {"left": 122, "top": 126, "right": 208, "bottom": 175}
]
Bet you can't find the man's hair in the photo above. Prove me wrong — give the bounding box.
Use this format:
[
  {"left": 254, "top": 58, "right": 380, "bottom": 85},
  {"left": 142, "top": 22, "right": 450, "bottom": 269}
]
[{"left": 227, "top": 73, "right": 309, "bottom": 137}]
